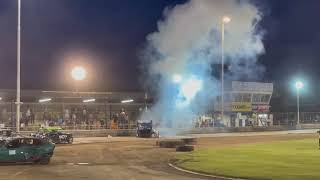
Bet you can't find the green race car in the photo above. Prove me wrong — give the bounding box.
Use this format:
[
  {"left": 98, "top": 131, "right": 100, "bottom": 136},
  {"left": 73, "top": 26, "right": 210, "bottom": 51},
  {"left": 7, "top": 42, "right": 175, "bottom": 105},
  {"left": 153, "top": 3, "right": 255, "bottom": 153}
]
[
  {"left": 0, "top": 137, "right": 55, "bottom": 164},
  {"left": 31, "top": 126, "right": 73, "bottom": 144}
]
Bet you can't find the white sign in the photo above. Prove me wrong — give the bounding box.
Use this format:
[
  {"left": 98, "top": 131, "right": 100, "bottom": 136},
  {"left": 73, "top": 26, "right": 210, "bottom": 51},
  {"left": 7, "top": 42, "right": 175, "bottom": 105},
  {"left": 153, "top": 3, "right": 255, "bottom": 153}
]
[
  {"left": 232, "top": 81, "right": 273, "bottom": 92},
  {"left": 9, "top": 150, "right": 16, "bottom": 155}
]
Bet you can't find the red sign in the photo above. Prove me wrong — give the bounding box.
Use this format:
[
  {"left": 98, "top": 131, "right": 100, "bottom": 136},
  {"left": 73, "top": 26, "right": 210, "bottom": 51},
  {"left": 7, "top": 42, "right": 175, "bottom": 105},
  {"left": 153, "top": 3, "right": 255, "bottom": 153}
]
[{"left": 252, "top": 105, "right": 269, "bottom": 112}]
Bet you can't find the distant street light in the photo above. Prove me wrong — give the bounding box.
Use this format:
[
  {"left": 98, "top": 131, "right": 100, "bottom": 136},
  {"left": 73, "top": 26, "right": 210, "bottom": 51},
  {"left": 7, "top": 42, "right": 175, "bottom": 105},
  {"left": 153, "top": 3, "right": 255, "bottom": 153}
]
[
  {"left": 71, "top": 66, "right": 87, "bottom": 81},
  {"left": 221, "top": 16, "right": 231, "bottom": 122},
  {"left": 121, "top": 99, "right": 134, "bottom": 103},
  {"left": 71, "top": 66, "right": 86, "bottom": 94},
  {"left": 222, "top": 16, "right": 231, "bottom": 23},
  {"left": 83, "top": 98, "right": 95, "bottom": 103},
  {"left": 295, "top": 81, "right": 304, "bottom": 125},
  {"left": 39, "top": 98, "right": 52, "bottom": 103},
  {"left": 172, "top": 74, "right": 182, "bottom": 83},
  {"left": 16, "top": 0, "right": 21, "bottom": 133}
]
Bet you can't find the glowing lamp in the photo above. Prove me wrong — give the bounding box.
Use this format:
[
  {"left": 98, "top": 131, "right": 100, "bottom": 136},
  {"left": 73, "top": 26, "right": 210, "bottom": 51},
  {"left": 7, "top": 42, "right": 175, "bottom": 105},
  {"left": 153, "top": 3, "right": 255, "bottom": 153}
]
[
  {"left": 172, "top": 74, "right": 182, "bottom": 83},
  {"left": 295, "top": 81, "right": 303, "bottom": 90},
  {"left": 222, "top": 16, "right": 231, "bottom": 23},
  {"left": 71, "top": 66, "right": 87, "bottom": 81}
]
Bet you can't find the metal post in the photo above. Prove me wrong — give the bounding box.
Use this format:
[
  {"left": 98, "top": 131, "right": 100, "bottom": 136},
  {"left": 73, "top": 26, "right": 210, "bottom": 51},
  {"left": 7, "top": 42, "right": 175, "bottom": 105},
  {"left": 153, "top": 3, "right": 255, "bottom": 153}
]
[
  {"left": 297, "top": 88, "right": 300, "bottom": 125},
  {"left": 221, "top": 21, "right": 225, "bottom": 123},
  {"left": 16, "top": 0, "right": 21, "bottom": 132}
]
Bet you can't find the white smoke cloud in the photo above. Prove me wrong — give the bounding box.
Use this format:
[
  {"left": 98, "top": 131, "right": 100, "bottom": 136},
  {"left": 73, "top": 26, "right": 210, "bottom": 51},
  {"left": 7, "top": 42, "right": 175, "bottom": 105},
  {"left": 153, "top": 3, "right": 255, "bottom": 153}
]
[{"left": 140, "top": 0, "right": 265, "bottom": 133}]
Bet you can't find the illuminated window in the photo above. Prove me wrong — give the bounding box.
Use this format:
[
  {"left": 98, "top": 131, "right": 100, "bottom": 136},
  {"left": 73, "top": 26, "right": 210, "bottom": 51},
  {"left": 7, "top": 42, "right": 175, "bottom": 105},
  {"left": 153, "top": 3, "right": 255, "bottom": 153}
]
[
  {"left": 261, "top": 94, "right": 270, "bottom": 103},
  {"left": 252, "top": 94, "right": 262, "bottom": 103}
]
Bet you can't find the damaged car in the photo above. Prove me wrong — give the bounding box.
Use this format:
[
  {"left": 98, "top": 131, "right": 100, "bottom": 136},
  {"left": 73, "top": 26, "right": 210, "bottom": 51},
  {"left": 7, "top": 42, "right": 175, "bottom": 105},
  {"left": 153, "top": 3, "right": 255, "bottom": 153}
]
[{"left": 0, "top": 137, "right": 55, "bottom": 164}]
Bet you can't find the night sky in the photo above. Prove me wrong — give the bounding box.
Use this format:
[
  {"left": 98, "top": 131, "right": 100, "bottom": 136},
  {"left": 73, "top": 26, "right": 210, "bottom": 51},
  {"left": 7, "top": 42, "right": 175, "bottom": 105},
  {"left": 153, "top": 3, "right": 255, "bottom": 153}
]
[{"left": 0, "top": 0, "right": 320, "bottom": 102}]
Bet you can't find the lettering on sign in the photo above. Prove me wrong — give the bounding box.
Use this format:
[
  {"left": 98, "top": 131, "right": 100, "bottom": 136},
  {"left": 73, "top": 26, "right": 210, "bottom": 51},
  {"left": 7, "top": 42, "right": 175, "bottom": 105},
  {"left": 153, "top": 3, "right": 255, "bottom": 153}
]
[
  {"left": 232, "top": 103, "right": 252, "bottom": 112},
  {"left": 252, "top": 105, "right": 270, "bottom": 112}
]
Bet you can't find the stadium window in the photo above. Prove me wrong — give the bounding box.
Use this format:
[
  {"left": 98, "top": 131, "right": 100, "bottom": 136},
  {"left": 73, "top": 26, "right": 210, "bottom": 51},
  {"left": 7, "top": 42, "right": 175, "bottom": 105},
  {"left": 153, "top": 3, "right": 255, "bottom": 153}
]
[
  {"left": 216, "top": 96, "right": 221, "bottom": 103},
  {"left": 232, "top": 93, "right": 242, "bottom": 102},
  {"left": 252, "top": 94, "right": 262, "bottom": 103},
  {"left": 242, "top": 93, "right": 252, "bottom": 102},
  {"left": 261, "top": 94, "right": 270, "bottom": 103},
  {"left": 225, "top": 93, "right": 232, "bottom": 102}
]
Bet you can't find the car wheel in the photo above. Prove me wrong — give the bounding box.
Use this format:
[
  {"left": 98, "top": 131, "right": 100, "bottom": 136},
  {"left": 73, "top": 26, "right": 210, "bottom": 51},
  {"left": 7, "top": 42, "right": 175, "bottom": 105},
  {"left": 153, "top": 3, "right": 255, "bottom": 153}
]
[
  {"left": 68, "top": 137, "right": 73, "bottom": 144},
  {"left": 39, "top": 156, "right": 51, "bottom": 165},
  {"left": 176, "top": 145, "right": 194, "bottom": 152}
]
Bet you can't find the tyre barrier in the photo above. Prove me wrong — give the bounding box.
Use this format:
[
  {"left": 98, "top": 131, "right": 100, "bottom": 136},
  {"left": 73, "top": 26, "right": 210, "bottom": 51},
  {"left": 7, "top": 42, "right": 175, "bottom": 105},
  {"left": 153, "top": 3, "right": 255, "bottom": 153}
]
[
  {"left": 176, "top": 145, "right": 194, "bottom": 152},
  {"left": 181, "top": 137, "right": 197, "bottom": 145},
  {"left": 157, "top": 140, "right": 184, "bottom": 148}
]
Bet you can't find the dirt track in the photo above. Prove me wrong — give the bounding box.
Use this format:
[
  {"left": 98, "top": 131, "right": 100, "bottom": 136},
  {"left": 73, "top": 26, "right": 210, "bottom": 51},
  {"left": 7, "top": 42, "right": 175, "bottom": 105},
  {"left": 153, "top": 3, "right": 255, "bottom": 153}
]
[{"left": 0, "top": 133, "right": 316, "bottom": 180}]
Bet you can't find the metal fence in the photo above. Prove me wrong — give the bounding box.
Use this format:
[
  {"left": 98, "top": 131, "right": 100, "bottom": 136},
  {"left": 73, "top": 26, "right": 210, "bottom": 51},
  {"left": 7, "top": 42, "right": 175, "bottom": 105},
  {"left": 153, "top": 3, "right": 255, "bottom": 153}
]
[
  {"left": 0, "top": 102, "right": 146, "bottom": 130},
  {"left": 273, "top": 112, "right": 320, "bottom": 126}
]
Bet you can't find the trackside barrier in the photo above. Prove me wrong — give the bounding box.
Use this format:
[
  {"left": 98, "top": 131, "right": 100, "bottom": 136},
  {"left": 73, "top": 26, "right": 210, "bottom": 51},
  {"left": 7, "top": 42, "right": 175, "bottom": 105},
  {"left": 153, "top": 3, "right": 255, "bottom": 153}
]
[
  {"left": 19, "top": 129, "right": 137, "bottom": 137},
  {"left": 12, "top": 125, "right": 320, "bottom": 138}
]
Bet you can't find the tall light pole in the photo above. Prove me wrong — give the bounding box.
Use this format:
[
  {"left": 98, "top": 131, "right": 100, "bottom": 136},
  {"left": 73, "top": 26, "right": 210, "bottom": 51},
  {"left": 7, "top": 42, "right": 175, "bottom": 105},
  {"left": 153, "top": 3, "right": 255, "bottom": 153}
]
[
  {"left": 16, "top": 0, "right": 21, "bottom": 132},
  {"left": 221, "top": 16, "right": 231, "bottom": 122},
  {"left": 295, "top": 81, "right": 303, "bottom": 125}
]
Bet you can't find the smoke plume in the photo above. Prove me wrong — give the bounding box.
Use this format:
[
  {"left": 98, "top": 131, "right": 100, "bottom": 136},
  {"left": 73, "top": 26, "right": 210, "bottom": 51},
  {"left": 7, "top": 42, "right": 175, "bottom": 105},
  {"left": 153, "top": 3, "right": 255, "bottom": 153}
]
[{"left": 140, "top": 0, "right": 265, "bottom": 133}]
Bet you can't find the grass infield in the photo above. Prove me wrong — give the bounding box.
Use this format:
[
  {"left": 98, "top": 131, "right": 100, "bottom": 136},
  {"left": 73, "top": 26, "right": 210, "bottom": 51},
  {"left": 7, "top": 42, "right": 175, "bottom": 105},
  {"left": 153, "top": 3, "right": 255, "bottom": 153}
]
[{"left": 176, "top": 138, "right": 320, "bottom": 180}]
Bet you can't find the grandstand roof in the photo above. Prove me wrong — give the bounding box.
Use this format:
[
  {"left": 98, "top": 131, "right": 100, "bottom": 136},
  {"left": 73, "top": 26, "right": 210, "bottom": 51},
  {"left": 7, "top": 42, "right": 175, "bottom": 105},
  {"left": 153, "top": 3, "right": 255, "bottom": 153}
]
[{"left": 0, "top": 89, "right": 151, "bottom": 103}]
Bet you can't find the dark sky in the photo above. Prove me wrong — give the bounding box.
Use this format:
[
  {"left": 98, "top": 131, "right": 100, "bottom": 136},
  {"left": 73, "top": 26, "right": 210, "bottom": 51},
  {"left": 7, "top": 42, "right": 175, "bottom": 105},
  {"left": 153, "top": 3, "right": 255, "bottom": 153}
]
[{"left": 1, "top": 0, "right": 320, "bottom": 96}]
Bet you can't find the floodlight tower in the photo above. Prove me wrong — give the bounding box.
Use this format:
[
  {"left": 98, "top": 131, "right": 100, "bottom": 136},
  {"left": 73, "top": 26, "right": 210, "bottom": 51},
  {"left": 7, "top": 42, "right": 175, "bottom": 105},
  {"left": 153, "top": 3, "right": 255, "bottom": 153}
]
[
  {"left": 16, "top": 0, "right": 21, "bottom": 132},
  {"left": 221, "top": 16, "right": 231, "bottom": 121},
  {"left": 295, "top": 81, "right": 303, "bottom": 125}
]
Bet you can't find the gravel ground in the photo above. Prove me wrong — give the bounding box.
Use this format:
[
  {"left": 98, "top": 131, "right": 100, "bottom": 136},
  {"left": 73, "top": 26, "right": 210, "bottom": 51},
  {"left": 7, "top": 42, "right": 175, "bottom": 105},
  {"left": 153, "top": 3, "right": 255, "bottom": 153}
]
[{"left": 0, "top": 131, "right": 316, "bottom": 180}]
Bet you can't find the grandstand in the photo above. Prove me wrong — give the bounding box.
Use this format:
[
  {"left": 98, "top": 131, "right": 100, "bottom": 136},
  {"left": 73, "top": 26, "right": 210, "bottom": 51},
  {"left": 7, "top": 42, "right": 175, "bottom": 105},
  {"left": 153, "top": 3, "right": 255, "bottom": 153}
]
[{"left": 0, "top": 89, "right": 151, "bottom": 130}]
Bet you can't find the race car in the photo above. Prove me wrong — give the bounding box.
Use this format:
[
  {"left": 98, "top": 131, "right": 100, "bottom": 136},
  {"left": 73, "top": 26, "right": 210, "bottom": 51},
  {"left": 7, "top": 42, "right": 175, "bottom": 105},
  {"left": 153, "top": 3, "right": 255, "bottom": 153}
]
[
  {"left": 0, "top": 137, "right": 55, "bottom": 164},
  {"left": 136, "top": 120, "right": 159, "bottom": 138},
  {"left": 31, "top": 127, "right": 73, "bottom": 144}
]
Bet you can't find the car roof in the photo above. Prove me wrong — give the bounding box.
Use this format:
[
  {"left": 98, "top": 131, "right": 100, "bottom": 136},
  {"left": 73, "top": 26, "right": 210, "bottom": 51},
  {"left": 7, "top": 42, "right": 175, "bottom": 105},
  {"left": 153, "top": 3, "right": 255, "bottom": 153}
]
[{"left": 6, "top": 136, "right": 41, "bottom": 141}]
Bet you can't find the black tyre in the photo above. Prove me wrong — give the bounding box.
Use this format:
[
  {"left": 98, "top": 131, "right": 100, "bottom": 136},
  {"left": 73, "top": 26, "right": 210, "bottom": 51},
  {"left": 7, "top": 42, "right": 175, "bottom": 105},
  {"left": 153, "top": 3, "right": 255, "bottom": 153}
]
[
  {"left": 158, "top": 140, "right": 183, "bottom": 148},
  {"left": 68, "top": 137, "right": 73, "bottom": 144},
  {"left": 181, "top": 138, "right": 197, "bottom": 145},
  {"left": 176, "top": 145, "right": 194, "bottom": 152},
  {"left": 39, "top": 156, "right": 51, "bottom": 165}
]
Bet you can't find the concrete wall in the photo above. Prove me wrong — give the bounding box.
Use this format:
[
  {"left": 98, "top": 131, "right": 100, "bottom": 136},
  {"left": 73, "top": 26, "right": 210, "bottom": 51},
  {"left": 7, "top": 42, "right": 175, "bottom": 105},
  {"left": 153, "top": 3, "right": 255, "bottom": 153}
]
[{"left": 181, "top": 126, "right": 296, "bottom": 135}]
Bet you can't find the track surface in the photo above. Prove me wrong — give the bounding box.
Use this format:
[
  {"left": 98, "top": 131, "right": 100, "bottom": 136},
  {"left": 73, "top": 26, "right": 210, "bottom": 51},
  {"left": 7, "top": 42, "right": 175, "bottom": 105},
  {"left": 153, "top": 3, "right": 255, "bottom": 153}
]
[{"left": 0, "top": 132, "right": 316, "bottom": 180}]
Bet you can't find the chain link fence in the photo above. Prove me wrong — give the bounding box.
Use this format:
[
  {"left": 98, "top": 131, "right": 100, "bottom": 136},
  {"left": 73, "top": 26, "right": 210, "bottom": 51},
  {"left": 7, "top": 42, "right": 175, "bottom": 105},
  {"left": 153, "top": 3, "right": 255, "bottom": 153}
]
[{"left": 273, "top": 112, "right": 320, "bottom": 126}]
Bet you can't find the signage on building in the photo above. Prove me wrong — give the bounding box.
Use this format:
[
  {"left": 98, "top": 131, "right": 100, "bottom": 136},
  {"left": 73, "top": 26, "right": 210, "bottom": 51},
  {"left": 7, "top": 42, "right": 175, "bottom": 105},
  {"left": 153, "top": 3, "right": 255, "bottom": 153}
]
[
  {"left": 232, "top": 102, "right": 252, "bottom": 112},
  {"left": 252, "top": 104, "right": 270, "bottom": 112},
  {"left": 232, "top": 81, "right": 273, "bottom": 92}
]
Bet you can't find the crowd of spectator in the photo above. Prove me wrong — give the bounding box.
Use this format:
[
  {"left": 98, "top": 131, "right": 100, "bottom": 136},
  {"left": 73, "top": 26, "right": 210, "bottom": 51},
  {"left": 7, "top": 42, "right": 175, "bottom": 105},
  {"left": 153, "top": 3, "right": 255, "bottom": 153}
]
[{"left": 0, "top": 106, "right": 134, "bottom": 130}]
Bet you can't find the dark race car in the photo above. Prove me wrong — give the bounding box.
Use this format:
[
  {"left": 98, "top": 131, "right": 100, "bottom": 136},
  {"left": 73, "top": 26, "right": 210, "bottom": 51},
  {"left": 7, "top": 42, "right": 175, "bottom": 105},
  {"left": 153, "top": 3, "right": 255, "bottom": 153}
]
[
  {"left": 31, "top": 127, "right": 73, "bottom": 144},
  {"left": 136, "top": 120, "right": 159, "bottom": 138},
  {"left": 0, "top": 137, "right": 55, "bottom": 164}
]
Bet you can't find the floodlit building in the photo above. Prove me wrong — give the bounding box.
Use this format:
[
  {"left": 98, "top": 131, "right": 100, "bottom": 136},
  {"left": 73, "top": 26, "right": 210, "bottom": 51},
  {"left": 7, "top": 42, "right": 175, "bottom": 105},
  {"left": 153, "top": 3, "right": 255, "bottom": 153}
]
[{"left": 214, "top": 81, "right": 274, "bottom": 127}]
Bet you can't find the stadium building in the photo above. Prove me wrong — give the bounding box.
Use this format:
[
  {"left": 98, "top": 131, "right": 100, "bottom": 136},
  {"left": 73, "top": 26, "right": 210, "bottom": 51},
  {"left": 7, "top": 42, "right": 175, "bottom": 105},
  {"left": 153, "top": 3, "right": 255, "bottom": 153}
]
[{"left": 213, "top": 81, "right": 274, "bottom": 127}]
